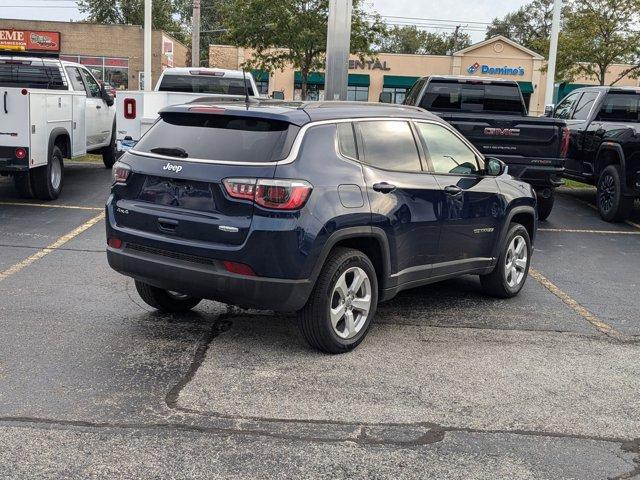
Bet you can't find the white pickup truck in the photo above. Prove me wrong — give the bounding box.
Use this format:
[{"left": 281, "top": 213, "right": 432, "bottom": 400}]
[
  {"left": 115, "top": 67, "right": 259, "bottom": 154},
  {"left": 0, "top": 55, "right": 116, "bottom": 200}
]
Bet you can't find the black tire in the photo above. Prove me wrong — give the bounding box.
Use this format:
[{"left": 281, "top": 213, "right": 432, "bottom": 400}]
[
  {"left": 13, "top": 171, "right": 34, "bottom": 198},
  {"left": 134, "top": 280, "right": 202, "bottom": 313},
  {"left": 536, "top": 189, "right": 555, "bottom": 222},
  {"left": 597, "top": 165, "right": 633, "bottom": 222},
  {"left": 32, "top": 145, "right": 64, "bottom": 201},
  {"left": 298, "top": 247, "right": 378, "bottom": 354},
  {"left": 102, "top": 122, "right": 117, "bottom": 169},
  {"left": 480, "top": 223, "right": 531, "bottom": 299}
]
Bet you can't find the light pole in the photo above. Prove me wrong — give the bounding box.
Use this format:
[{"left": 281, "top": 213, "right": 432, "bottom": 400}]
[
  {"left": 544, "top": 0, "right": 562, "bottom": 107},
  {"left": 325, "top": 0, "right": 353, "bottom": 101},
  {"left": 191, "top": 0, "right": 201, "bottom": 67},
  {"left": 144, "top": 0, "right": 152, "bottom": 90}
]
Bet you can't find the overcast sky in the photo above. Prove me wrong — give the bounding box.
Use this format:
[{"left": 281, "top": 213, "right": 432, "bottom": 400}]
[{"left": 2, "top": 0, "right": 531, "bottom": 43}]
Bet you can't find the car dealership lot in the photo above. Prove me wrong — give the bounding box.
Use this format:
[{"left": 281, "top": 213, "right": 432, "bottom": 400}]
[{"left": 1, "top": 163, "right": 639, "bottom": 479}]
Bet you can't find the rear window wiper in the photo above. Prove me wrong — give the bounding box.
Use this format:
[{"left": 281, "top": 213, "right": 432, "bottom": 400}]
[{"left": 150, "top": 147, "right": 188, "bottom": 158}]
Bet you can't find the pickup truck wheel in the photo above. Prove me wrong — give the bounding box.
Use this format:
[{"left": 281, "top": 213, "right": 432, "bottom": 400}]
[
  {"left": 480, "top": 223, "right": 531, "bottom": 298},
  {"left": 13, "top": 172, "right": 34, "bottom": 198},
  {"left": 536, "top": 190, "right": 555, "bottom": 221},
  {"left": 102, "top": 122, "right": 117, "bottom": 169},
  {"left": 298, "top": 247, "right": 378, "bottom": 354},
  {"left": 134, "top": 280, "right": 202, "bottom": 313},
  {"left": 32, "top": 146, "right": 64, "bottom": 201},
  {"left": 597, "top": 165, "right": 633, "bottom": 222}
]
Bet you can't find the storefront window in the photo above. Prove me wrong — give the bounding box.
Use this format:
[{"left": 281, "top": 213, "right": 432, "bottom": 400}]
[
  {"left": 382, "top": 87, "right": 408, "bottom": 104},
  {"left": 255, "top": 80, "right": 269, "bottom": 95},
  {"left": 294, "top": 83, "right": 324, "bottom": 101},
  {"left": 347, "top": 85, "right": 369, "bottom": 102},
  {"left": 59, "top": 55, "right": 129, "bottom": 90}
]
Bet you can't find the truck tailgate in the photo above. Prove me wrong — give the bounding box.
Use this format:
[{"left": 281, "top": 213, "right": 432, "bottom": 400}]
[
  {"left": 438, "top": 113, "right": 565, "bottom": 164},
  {"left": 0, "top": 88, "right": 29, "bottom": 150}
]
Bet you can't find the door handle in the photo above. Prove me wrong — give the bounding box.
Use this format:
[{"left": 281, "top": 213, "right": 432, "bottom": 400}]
[
  {"left": 372, "top": 182, "right": 396, "bottom": 194},
  {"left": 444, "top": 185, "right": 463, "bottom": 195},
  {"left": 96, "top": 105, "right": 102, "bottom": 109},
  {"left": 3, "top": 91, "right": 7, "bottom": 114},
  {"left": 158, "top": 218, "right": 178, "bottom": 233}
]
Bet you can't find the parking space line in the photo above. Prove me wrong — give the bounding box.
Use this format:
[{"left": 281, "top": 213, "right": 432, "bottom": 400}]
[
  {"left": 539, "top": 228, "right": 640, "bottom": 235},
  {"left": 0, "top": 212, "right": 105, "bottom": 283},
  {"left": 559, "top": 192, "right": 640, "bottom": 230},
  {"left": 0, "top": 201, "right": 103, "bottom": 211},
  {"left": 529, "top": 268, "right": 622, "bottom": 338}
]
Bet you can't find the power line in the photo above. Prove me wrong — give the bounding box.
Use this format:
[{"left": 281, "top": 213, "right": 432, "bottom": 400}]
[{"left": 378, "top": 15, "right": 492, "bottom": 26}]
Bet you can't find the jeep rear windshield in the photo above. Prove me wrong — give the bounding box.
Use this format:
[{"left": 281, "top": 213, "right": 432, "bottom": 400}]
[
  {"left": 0, "top": 60, "right": 67, "bottom": 90},
  {"left": 134, "top": 112, "right": 299, "bottom": 163},
  {"left": 596, "top": 92, "right": 640, "bottom": 122},
  {"left": 420, "top": 81, "right": 525, "bottom": 114},
  {"left": 158, "top": 74, "right": 255, "bottom": 96}
]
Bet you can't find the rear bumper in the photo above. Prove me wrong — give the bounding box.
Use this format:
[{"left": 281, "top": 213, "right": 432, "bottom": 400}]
[
  {"left": 498, "top": 157, "right": 565, "bottom": 189},
  {"left": 107, "top": 245, "right": 314, "bottom": 312}
]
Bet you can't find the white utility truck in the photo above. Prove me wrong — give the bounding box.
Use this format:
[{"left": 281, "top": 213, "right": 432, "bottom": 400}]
[
  {"left": 115, "top": 67, "right": 259, "bottom": 154},
  {"left": 0, "top": 55, "right": 116, "bottom": 200}
]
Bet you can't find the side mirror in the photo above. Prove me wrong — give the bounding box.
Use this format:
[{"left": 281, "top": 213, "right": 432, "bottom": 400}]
[
  {"left": 379, "top": 91, "right": 393, "bottom": 103},
  {"left": 486, "top": 157, "right": 507, "bottom": 177},
  {"left": 543, "top": 104, "right": 555, "bottom": 117},
  {"left": 101, "top": 83, "right": 114, "bottom": 107},
  {"left": 271, "top": 90, "right": 285, "bottom": 100}
]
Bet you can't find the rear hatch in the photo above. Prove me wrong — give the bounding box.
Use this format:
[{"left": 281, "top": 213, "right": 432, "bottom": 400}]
[{"left": 112, "top": 105, "right": 302, "bottom": 247}]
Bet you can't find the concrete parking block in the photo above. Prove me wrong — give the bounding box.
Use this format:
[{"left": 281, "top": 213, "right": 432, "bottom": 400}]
[{"left": 178, "top": 315, "right": 640, "bottom": 439}]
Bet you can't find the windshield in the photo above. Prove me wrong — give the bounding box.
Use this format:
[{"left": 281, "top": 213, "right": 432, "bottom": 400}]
[
  {"left": 158, "top": 74, "right": 255, "bottom": 95},
  {"left": 0, "top": 60, "right": 67, "bottom": 90},
  {"left": 135, "top": 112, "right": 299, "bottom": 163}
]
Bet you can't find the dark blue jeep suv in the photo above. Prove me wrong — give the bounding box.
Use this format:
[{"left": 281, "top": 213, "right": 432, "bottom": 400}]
[{"left": 106, "top": 100, "right": 537, "bottom": 353}]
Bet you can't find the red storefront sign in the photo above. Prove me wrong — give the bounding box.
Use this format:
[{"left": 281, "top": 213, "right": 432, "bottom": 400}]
[{"left": 0, "top": 29, "right": 60, "bottom": 52}]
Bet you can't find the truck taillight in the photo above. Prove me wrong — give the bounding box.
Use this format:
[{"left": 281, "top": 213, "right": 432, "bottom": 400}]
[
  {"left": 15, "top": 148, "right": 26, "bottom": 159},
  {"left": 560, "top": 127, "right": 570, "bottom": 158},
  {"left": 112, "top": 161, "right": 131, "bottom": 184},
  {"left": 123, "top": 98, "right": 136, "bottom": 119},
  {"left": 223, "top": 178, "right": 313, "bottom": 210}
]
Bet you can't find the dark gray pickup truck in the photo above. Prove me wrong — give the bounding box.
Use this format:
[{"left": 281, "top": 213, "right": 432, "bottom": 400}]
[{"left": 397, "top": 76, "right": 568, "bottom": 220}]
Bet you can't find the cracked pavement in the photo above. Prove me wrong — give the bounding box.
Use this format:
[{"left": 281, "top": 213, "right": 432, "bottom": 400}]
[{"left": 0, "top": 165, "right": 639, "bottom": 479}]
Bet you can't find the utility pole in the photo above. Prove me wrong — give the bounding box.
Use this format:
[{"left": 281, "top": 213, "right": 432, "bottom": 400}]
[
  {"left": 143, "top": 0, "right": 152, "bottom": 90},
  {"left": 325, "top": 0, "right": 353, "bottom": 101},
  {"left": 451, "top": 25, "right": 460, "bottom": 53},
  {"left": 544, "top": 0, "right": 562, "bottom": 107},
  {"left": 191, "top": 0, "right": 201, "bottom": 67}
]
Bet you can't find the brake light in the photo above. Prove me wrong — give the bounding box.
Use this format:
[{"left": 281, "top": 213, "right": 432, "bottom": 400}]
[
  {"left": 188, "top": 106, "right": 226, "bottom": 114},
  {"left": 15, "top": 148, "right": 26, "bottom": 159},
  {"left": 222, "top": 261, "right": 256, "bottom": 276},
  {"left": 560, "top": 127, "right": 570, "bottom": 158},
  {"left": 112, "top": 161, "right": 131, "bottom": 184},
  {"left": 223, "top": 178, "right": 313, "bottom": 210},
  {"left": 123, "top": 98, "right": 136, "bottom": 119},
  {"left": 189, "top": 69, "right": 225, "bottom": 76}
]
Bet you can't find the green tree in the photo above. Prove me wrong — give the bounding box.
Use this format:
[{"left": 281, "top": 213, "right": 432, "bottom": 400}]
[
  {"left": 78, "top": 0, "right": 188, "bottom": 43},
  {"left": 220, "top": 0, "right": 386, "bottom": 99},
  {"left": 380, "top": 26, "right": 471, "bottom": 55}
]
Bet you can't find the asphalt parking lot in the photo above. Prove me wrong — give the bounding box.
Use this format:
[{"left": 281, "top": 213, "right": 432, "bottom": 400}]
[{"left": 1, "top": 162, "right": 639, "bottom": 479}]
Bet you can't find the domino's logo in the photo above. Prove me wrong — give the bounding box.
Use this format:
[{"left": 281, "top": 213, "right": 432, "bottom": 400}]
[{"left": 467, "top": 62, "right": 481, "bottom": 74}]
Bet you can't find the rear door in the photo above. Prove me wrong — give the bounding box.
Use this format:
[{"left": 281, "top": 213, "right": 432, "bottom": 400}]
[
  {"left": 414, "top": 121, "right": 501, "bottom": 276},
  {"left": 355, "top": 119, "right": 442, "bottom": 283},
  {"left": 553, "top": 91, "right": 585, "bottom": 175},
  {"left": 112, "top": 111, "right": 298, "bottom": 248}
]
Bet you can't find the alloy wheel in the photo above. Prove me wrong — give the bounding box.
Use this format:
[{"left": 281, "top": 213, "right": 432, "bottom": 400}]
[
  {"left": 329, "top": 266, "right": 372, "bottom": 339},
  {"left": 599, "top": 173, "right": 615, "bottom": 213},
  {"left": 504, "top": 235, "right": 528, "bottom": 288}
]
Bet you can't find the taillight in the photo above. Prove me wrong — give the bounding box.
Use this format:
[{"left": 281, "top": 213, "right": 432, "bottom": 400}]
[
  {"left": 112, "top": 161, "right": 131, "bottom": 184},
  {"left": 107, "top": 237, "right": 123, "bottom": 249},
  {"left": 15, "top": 148, "right": 26, "bottom": 159},
  {"left": 223, "top": 178, "right": 312, "bottom": 210},
  {"left": 560, "top": 127, "right": 570, "bottom": 158},
  {"left": 123, "top": 98, "right": 136, "bottom": 119},
  {"left": 222, "top": 261, "right": 256, "bottom": 276}
]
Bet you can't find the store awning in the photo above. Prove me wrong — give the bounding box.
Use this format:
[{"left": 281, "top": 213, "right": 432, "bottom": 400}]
[
  {"left": 518, "top": 81, "right": 534, "bottom": 95},
  {"left": 383, "top": 75, "right": 419, "bottom": 89},
  {"left": 348, "top": 74, "right": 370, "bottom": 87},
  {"left": 251, "top": 69, "right": 269, "bottom": 82},
  {"left": 294, "top": 71, "right": 325, "bottom": 85}
]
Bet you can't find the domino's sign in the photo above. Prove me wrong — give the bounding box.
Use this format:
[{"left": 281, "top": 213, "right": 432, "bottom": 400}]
[{"left": 467, "top": 62, "right": 525, "bottom": 76}]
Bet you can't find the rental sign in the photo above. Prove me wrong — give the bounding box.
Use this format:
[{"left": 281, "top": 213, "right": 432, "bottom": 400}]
[{"left": 0, "top": 29, "right": 60, "bottom": 52}]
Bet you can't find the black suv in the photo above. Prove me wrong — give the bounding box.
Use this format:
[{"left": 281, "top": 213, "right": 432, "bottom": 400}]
[{"left": 106, "top": 101, "right": 537, "bottom": 353}]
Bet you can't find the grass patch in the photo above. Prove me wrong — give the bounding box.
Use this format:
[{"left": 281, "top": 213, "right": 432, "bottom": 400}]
[
  {"left": 562, "top": 179, "right": 595, "bottom": 190},
  {"left": 69, "top": 154, "right": 103, "bottom": 164}
]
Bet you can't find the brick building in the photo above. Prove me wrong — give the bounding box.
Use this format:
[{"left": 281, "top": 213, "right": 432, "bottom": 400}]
[{"left": 0, "top": 19, "right": 189, "bottom": 90}]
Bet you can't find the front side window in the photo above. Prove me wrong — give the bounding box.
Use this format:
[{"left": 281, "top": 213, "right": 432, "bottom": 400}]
[
  {"left": 554, "top": 92, "right": 580, "bottom": 119},
  {"left": 65, "top": 67, "right": 85, "bottom": 92},
  {"left": 80, "top": 68, "right": 101, "bottom": 98},
  {"left": 596, "top": 93, "right": 640, "bottom": 122},
  {"left": 416, "top": 122, "right": 479, "bottom": 175},
  {"left": 356, "top": 121, "right": 422, "bottom": 172}
]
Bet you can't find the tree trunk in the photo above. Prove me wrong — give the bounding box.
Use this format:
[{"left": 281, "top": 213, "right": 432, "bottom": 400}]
[{"left": 301, "top": 69, "right": 309, "bottom": 101}]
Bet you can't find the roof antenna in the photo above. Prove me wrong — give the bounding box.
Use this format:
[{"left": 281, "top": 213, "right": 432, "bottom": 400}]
[{"left": 242, "top": 68, "right": 250, "bottom": 108}]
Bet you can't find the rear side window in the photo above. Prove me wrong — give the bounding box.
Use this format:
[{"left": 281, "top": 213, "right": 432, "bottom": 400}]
[
  {"left": 596, "top": 93, "right": 640, "bottom": 122},
  {"left": 135, "top": 112, "right": 299, "bottom": 163},
  {"left": 572, "top": 91, "right": 599, "bottom": 120},
  {"left": 356, "top": 121, "right": 422, "bottom": 172},
  {"left": 420, "top": 81, "right": 523, "bottom": 114},
  {"left": 554, "top": 92, "right": 580, "bottom": 119},
  {"left": 0, "top": 61, "right": 67, "bottom": 90},
  {"left": 158, "top": 74, "right": 255, "bottom": 96},
  {"left": 337, "top": 123, "right": 358, "bottom": 159},
  {"left": 404, "top": 78, "right": 426, "bottom": 105}
]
